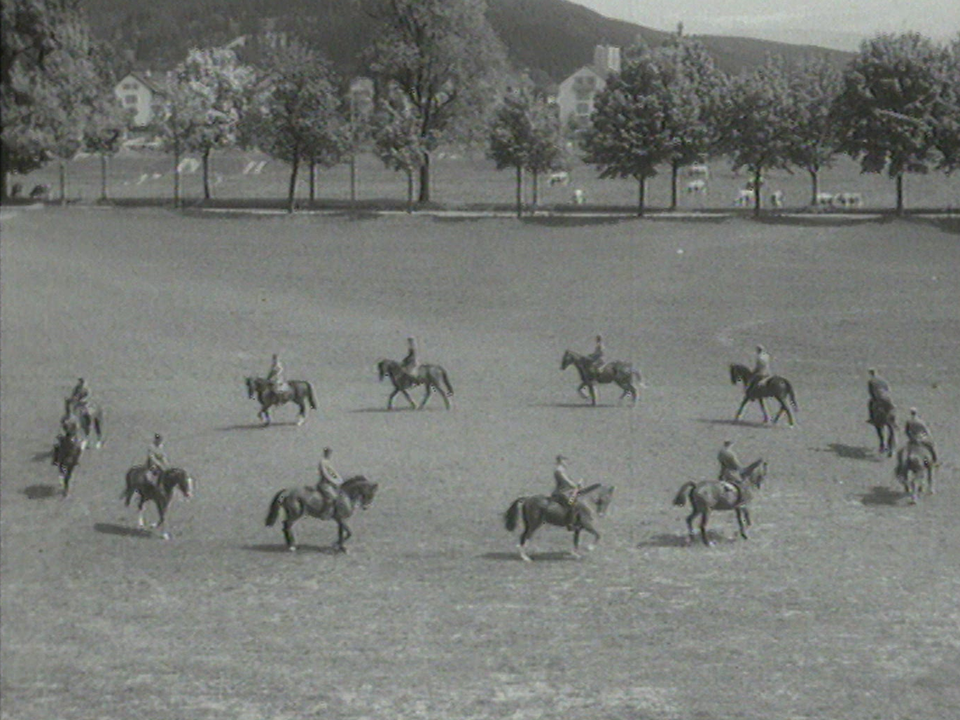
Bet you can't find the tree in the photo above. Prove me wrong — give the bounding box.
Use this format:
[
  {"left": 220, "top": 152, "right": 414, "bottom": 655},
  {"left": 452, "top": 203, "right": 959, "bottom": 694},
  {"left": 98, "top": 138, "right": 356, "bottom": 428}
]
[
  {"left": 784, "top": 56, "right": 843, "bottom": 205},
  {"left": 372, "top": 90, "right": 429, "bottom": 212},
  {"left": 581, "top": 49, "right": 675, "bottom": 216},
  {"left": 833, "top": 33, "right": 951, "bottom": 214},
  {"left": 933, "top": 35, "right": 960, "bottom": 173},
  {"left": 0, "top": 0, "right": 99, "bottom": 199},
  {"left": 487, "top": 85, "right": 563, "bottom": 217},
  {"left": 172, "top": 48, "right": 255, "bottom": 200},
  {"left": 714, "top": 56, "right": 794, "bottom": 217},
  {"left": 652, "top": 36, "right": 727, "bottom": 209},
  {"left": 246, "top": 41, "right": 344, "bottom": 213},
  {"left": 365, "top": 0, "right": 508, "bottom": 204}
]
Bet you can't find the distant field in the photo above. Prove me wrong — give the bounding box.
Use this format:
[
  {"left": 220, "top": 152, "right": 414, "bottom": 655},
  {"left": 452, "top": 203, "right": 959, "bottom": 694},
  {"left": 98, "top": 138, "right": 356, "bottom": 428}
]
[
  {"left": 10, "top": 147, "right": 960, "bottom": 212},
  {"left": 1, "top": 207, "right": 959, "bottom": 720}
]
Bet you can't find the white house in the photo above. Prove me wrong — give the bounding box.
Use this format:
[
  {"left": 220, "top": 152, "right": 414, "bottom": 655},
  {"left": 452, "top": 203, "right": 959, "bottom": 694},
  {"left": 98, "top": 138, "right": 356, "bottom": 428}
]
[
  {"left": 114, "top": 72, "right": 166, "bottom": 128},
  {"left": 556, "top": 45, "right": 621, "bottom": 131}
]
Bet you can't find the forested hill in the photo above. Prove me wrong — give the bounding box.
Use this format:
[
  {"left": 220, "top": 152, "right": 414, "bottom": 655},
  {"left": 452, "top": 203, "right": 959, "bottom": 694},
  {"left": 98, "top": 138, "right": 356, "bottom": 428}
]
[{"left": 79, "top": 0, "right": 852, "bottom": 81}]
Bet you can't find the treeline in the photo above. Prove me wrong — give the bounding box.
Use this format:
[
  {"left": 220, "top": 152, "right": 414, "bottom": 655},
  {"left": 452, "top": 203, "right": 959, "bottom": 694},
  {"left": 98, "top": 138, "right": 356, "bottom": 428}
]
[{"left": 2, "top": 0, "right": 958, "bottom": 214}]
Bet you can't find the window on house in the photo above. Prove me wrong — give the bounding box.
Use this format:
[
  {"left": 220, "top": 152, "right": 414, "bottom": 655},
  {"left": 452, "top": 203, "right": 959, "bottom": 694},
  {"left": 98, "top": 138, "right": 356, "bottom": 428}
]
[
  {"left": 125, "top": 95, "right": 138, "bottom": 105},
  {"left": 576, "top": 102, "right": 591, "bottom": 116}
]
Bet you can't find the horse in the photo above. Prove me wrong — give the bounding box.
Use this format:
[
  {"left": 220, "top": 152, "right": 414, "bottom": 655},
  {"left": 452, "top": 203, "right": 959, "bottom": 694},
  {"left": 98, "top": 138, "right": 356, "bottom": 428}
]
[
  {"left": 61, "top": 399, "right": 103, "bottom": 447},
  {"left": 895, "top": 441, "right": 935, "bottom": 504},
  {"left": 122, "top": 466, "right": 194, "bottom": 537},
  {"left": 729, "top": 364, "right": 798, "bottom": 426},
  {"left": 673, "top": 458, "right": 767, "bottom": 546},
  {"left": 503, "top": 483, "right": 615, "bottom": 562},
  {"left": 868, "top": 397, "right": 897, "bottom": 456},
  {"left": 245, "top": 376, "right": 318, "bottom": 425},
  {"left": 265, "top": 476, "right": 379, "bottom": 552},
  {"left": 51, "top": 432, "right": 86, "bottom": 496},
  {"left": 561, "top": 350, "right": 642, "bottom": 406},
  {"left": 376, "top": 359, "right": 454, "bottom": 410}
]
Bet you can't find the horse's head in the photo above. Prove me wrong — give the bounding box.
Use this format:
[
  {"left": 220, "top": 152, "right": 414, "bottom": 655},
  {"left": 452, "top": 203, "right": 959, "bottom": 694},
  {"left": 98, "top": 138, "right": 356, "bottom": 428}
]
[
  {"left": 376, "top": 360, "right": 389, "bottom": 382},
  {"left": 590, "top": 485, "right": 615, "bottom": 517},
  {"left": 178, "top": 473, "right": 194, "bottom": 499},
  {"left": 344, "top": 476, "right": 378, "bottom": 508},
  {"left": 359, "top": 481, "right": 378, "bottom": 509},
  {"left": 245, "top": 376, "right": 258, "bottom": 398},
  {"left": 743, "top": 459, "right": 767, "bottom": 489},
  {"left": 561, "top": 350, "right": 576, "bottom": 370},
  {"left": 730, "top": 363, "right": 751, "bottom": 386}
]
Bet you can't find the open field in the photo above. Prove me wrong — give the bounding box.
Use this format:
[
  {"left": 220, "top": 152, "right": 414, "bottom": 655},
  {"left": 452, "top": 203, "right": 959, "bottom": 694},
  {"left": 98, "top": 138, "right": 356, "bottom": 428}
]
[
  {"left": 10, "top": 148, "right": 960, "bottom": 212},
  {"left": 1, "top": 206, "right": 959, "bottom": 720}
]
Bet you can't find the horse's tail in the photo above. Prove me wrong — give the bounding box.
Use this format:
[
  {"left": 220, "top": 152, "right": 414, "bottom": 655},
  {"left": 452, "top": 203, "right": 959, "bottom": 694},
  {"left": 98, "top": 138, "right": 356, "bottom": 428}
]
[
  {"left": 504, "top": 498, "right": 525, "bottom": 532},
  {"left": 265, "top": 489, "right": 288, "bottom": 526},
  {"left": 673, "top": 482, "right": 697, "bottom": 507},
  {"left": 784, "top": 379, "right": 799, "bottom": 409},
  {"left": 305, "top": 382, "right": 317, "bottom": 410}
]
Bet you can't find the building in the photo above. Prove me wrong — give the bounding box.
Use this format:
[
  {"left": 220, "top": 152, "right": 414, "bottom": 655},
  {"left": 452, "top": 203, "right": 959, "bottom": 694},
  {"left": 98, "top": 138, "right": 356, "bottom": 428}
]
[
  {"left": 555, "top": 45, "right": 621, "bottom": 132},
  {"left": 114, "top": 72, "right": 167, "bottom": 129}
]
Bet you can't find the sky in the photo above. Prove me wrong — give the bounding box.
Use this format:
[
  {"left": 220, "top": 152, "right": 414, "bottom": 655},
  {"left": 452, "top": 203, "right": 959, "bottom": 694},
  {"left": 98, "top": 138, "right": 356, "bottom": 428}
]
[{"left": 575, "top": 0, "right": 960, "bottom": 51}]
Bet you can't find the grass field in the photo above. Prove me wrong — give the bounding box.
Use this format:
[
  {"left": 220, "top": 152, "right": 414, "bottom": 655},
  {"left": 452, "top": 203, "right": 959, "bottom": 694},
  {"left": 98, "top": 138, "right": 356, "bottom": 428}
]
[
  {"left": 1, "top": 206, "right": 959, "bottom": 720},
  {"left": 10, "top": 147, "right": 960, "bottom": 213}
]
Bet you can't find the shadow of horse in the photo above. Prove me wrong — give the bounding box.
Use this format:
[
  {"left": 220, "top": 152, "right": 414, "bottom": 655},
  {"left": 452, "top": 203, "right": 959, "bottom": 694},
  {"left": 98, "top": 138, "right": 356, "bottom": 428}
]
[
  {"left": 241, "top": 543, "right": 342, "bottom": 555},
  {"left": 93, "top": 522, "right": 155, "bottom": 538},
  {"left": 859, "top": 486, "right": 906, "bottom": 506},
  {"left": 635, "top": 533, "right": 712, "bottom": 548},
  {"left": 216, "top": 422, "right": 303, "bottom": 432},
  {"left": 821, "top": 443, "right": 884, "bottom": 461},
  {"left": 695, "top": 417, "right": 770, "bottom": 429},
  {"left": 23, "top": 484, "right": 61, "bottom": 500},
  {"left": 480, "top": 550, "right": 578, "bottom": 562},
  {"left": 31, "top": 449, "right": 54, "bottom": 462}
]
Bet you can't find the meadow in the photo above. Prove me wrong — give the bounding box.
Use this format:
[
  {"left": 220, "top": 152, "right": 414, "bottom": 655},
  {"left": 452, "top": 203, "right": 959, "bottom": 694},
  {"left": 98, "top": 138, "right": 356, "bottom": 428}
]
[
  {"left": 10, "top": 146, "right": 960, "bottom": 213},
  {"left": 1, "top": 205, "right": 959, "bottom": 720}
]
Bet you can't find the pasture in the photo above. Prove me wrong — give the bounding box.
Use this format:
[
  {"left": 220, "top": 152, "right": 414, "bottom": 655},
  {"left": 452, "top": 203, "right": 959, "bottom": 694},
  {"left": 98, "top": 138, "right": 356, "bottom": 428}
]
[
  {"left": 1, "top": 206, "right": 959, "bottom": 720},
  {"left": 9, "top": 147, "right": 960, "bottom": 212}
]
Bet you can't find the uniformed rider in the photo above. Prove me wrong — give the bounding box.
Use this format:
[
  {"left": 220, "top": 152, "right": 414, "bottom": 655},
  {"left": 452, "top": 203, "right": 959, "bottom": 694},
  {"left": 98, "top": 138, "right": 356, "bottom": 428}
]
[
  {"left": 266, "top": 354, "right": 288, "bottom": 396},
  {"left": 905, "top": 408, "right": 938, "bottom": 465},
  {"left": 717, "top": 439, "right": 742, "bottom": 498},
  {"left": 146, "top": 433, "right": 168, "bottom": 484},
  {"left": 401, "top": 337, "right": 420, "bottom": 378},
  {"left": 316, "top": 447, "right": 344, "bottom": 518},
  {"left": 551, "top": 454, "right": 583, "bottom": 530}
]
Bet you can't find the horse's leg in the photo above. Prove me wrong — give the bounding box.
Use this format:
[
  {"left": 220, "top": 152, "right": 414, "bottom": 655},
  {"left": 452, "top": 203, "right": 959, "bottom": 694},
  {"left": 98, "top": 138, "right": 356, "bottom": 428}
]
[
  {"left": 577, "top": 382, "right": 590, "bottom": 400},
  {"left": 136, "top": 497, "right": 147, "bottom": 527},
  {"left": 927, "top": 463, "right": 935, "bottom": 495},
  {"left": 571, "top": 528, "right": 581, "bottom": 558},
  {"left": 588, "top": 383, "right": 598, "bottom": 406},
  {"left": 685, "top": 509, "right": 699, "bottom": 545},
  {"left": 757, "top": 398, "right": 770, "bottom": 423},
  {"left": 735, "top": 396, "right": 750, "bottom": 421},
  {"left": 439, "top": 384, "right": 451, "bottom": 410},
  {"left": 518, "top": 514, "right": 538, "bottom": 562},
  {"left": 335, "top": 520, "right": 352, "bottom": 552},
  {"left": 779, "top": 397, "right": 795, "bottom": 426},
  {"left": 419, "top": 385, "right": 432, "bottom": 409},
  {"left": 282, "top": 520, "right": 296, "bottom": 551},
  {"left": 296, "top": 400, "right": 306, "bottom": 426},
  {"left": 259, "top": 405, "right": 271, "bottom": 426},
  {"left": 873, "top": 423, "right": 886, "bottom": 454},
  {"left": 735, "top": 508, "right": 749, "bottom": 539},
  {"left": 699, "top": 510, "right": 713, "bottom": 546}
]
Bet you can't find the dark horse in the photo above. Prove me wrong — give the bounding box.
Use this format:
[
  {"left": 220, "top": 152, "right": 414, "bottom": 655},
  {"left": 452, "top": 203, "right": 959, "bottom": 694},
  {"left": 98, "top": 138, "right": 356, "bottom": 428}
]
[
  {"left": 729, "top": 364, "right": 798, "bottom": 425},
  {"left": 868, "top": 397, "right": 897, "bottom": 457},
  {"left": 504, "top": 483, "right": 615, "bottom": 561},
  {"left": 895, "top": 441, "right": 935, "bottom": 504},
  {"left": 265, "top": 476, "right": 379, "bottom": 552},
  {"left": 122, "top": 466, "right": 194, "bottom": 538},
  {"left": 245, "top": 376, "right": 318, "bottom": 425},
  {"left": 51, "top": 432, "right": 86, "bottom": 496},
  {"left": 673, "top": 458, "right": 767, "bottom": 546},
  {"left": 61, "top": 398, "right": 103, "bottom": 447},
  {"left": 561, "top": 350, "right": 642, "bottom": 406},
  {"left": 377, "top": 359, "right": 454, "bottom": 410}
]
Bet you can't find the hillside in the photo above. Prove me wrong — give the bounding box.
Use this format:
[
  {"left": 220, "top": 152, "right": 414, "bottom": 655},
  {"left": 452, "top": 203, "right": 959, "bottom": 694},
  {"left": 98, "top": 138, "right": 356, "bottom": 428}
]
[{"left": 79, "top": 0, "right": 852, "bottom": 81}]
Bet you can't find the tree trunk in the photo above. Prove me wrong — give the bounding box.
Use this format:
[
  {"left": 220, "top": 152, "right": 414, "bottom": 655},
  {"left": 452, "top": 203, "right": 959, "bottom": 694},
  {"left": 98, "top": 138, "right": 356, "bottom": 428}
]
[
  {"left": 670, "top": 160, "right": 679, "bottom": 210},
  {"left": 406, "top": 169, "right": 414, "bottom": 213},
  {"left": 418, "top": 151, "right": 430, "bottom": 204},
  {"left": 515, "top": 165, "right": 523, "bottom": 218},
  {"left": 202, "top": 149, "right": 212, "bottom": 200},
  {"left": 287, "top": 155, "right": 299, "bottom": 213},
  {"left": 309, "top": 159, "right": 316, "bottom": 203},
  {"left": 532, "top": 171, "right": 540, "bottom": 210},
  {"left": 0, "top": 144, "right": 9, "bottom": 200},
  {"left": 173, "top": 142, "right": 181, "bottom": 208},
  {"left": 637, "top": 176, "right": 646, "bottom": 217},
  {"left": 58, "top": 160, "right": 66, "bottom": 205},
  {"left": 752, "top": 168, "right": 762, "bottom": 218},
  {"left": 895, "top": 173, "right": 904, "bottom": 216},
  {"left": 100, "top": 154, "right": 109, "bottom": 202}
]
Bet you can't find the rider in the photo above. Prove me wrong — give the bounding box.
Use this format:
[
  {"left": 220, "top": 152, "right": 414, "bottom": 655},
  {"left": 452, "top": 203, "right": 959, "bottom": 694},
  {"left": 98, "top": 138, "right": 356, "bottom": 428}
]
[
  {"left": 867, "top": 367, "right": 893, "bottom": 421},
  {"left": 905, "top": 407, "right": 938, "bottom": 465},
  {"left": 401, "top": 337, "right": 420, "bottom": 379},
  {"left": 551, "top": 454, "right": 583, "bottom": 530},
  {"left": 145, "top": 433, "right": 168, "bottom": 484},
  {"left": 749, "top": 345, "right": 772, "bottom": 392},
  {"left": 587, "top": 334, "right": 607, "bottom": 375},
  {"left": 62, "top": 377, "right": 90, "bottom": 425},
  {"left": 717, "top": 439, "right": 742, "bottom": 499},
  {"left": 266, "top": 353, "right": 288, "bottom": 396},
  {"left": 316, "top": 447, "right": 344, "bottom": 518}
]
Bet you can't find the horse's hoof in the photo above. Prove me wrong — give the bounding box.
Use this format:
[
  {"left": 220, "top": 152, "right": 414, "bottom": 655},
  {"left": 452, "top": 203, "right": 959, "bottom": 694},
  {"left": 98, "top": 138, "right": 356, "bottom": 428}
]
[
  {"left": 159, "top": 532, "right": 171, "bottom": 540},
  {"left": 519, "top": 553, "right": 532, "bottom": 563},
  {"left": 287, "top": 545, "right": 297, "bottom": 552}
]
